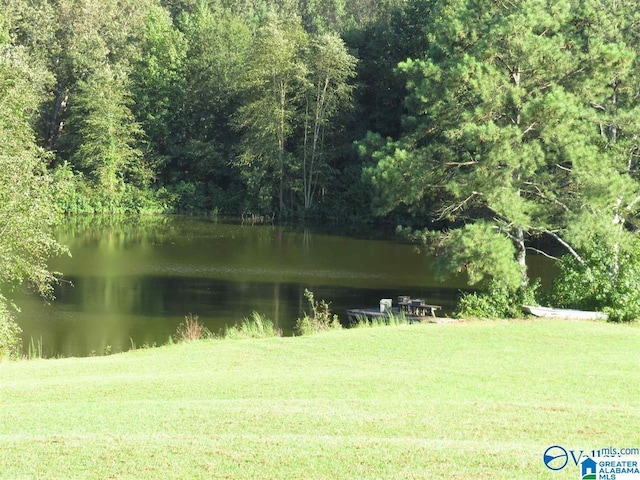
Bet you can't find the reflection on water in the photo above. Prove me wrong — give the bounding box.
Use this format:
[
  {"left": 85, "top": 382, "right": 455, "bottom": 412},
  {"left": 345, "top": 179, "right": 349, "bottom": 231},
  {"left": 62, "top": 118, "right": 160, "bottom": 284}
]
[{"left": 11, "top": 216, "right": 550, "bottom": 357}]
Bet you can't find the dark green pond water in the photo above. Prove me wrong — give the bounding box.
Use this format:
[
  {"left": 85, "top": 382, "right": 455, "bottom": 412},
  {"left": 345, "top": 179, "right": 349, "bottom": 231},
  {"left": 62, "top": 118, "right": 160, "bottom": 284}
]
[{"left": 12, "top": 216, "right": 554, "bottom": 357}]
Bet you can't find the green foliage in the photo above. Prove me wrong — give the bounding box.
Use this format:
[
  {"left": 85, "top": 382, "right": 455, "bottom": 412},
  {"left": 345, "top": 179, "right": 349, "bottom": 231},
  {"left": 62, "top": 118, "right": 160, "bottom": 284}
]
[
  {"left": 51, "top": 162, "right": 169, "bottom": 214},
  {"left": 3, "top": 0, "right": 168, "bottom": 215},
  {"left": 27, "top": 336, "right": 44, "bottom": 360},
  {"left": 232, "top": 10, "right": 309, "bottom": 214},
  {"left": 174, "top": 313, "right": 212, "bottom": 342},
  {"left": 346, "top": 0, "right": 430, "bottom": 140},
  {"left": 547, "top": 239, "right": 640, "bottom": 322},
  {"left": 298, "top": 0, "right": 347, "bottom": 33},
  {"left": 131, "top": 4, "right": 187, "bottom": 159},
  {"left": 68, "top": 64, "right": 148, "bottom": 197},
  {"left": 164, "top": 181, "right": 207, "bottom": 213},
  {"left": 363, "top": 0, "right": 640, "bottom": 290},
  {"left": 295, "top": 289, "right": 341, "bottom": 335},
  {"left": 223, "top": 311, "right": 281, "bottom": 339},
  {"left": 299, "top": 32, "right": 356, "bottom": 210},
  {"left": 161, "top": 3, "right": 250, "bottom": 213},
  {"left": 232, "top": 10, "right": 357, "bottom": 215},
  {"left": 456, "top": 281, "right": 539, "bottom": 319},
  {"left": 0, "top": 303, "right": 22, "bottom": 360},
  {"left": 52, "top": 56, "right": 170, "bottom": 214},
  {"left": 0, "top": 42, "right": 68, "bottom": 310},
  {"left": 8, "top": 0, "right": 640, "bottom": 229},
  {"left": 50, "top": 162, "right": 95, "bottom": 214},
  {"left": 24, "top": 0, "right": 157, "bottom": 151},
  {"left": 2, "top": 0, "right": 408, "bottom": 219},
  {"left": 426, "top": 223, "right": 523, "bottom": 290}
]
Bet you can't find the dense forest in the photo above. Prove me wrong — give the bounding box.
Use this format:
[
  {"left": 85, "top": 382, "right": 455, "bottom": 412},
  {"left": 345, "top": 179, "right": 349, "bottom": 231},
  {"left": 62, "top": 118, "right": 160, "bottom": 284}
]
[
  {"left": 2, "top": 0, "right": 640, "bottom": 355},
  {"left": 1, "top": 0, "right": 427, "bottom": 220}
]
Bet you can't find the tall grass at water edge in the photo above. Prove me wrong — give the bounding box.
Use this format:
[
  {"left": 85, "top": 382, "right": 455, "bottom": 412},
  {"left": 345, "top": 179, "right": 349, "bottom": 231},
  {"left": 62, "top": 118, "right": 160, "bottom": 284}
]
[
  {"left": 352, "top": 310, "right": 410, "bottom": 328},
  {"left": 222, "top": 311, "right": 281, "bottom": 339},
  {"left": 27, "top": 336, "right": 43, "bottom": 360},
  {"left": 295, "top": 288, "right": 342, "bottom": 335},
  {"left": 173, "top": 313, "right": 212, "bottom": 342},
  {"left": 174, "top": 311, "right": 280, "bottom": 341}
]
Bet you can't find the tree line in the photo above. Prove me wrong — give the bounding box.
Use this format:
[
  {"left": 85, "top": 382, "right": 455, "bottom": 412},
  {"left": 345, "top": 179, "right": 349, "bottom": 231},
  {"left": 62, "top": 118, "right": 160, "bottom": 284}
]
[{"left": 1, "top": 0, "right": 423, "bottom": 220}]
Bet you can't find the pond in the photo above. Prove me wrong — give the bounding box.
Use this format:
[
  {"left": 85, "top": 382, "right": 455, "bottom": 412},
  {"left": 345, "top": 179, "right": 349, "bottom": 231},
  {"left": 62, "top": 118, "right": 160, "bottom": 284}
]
[{"left": 12, "top": 216, "right": 554, "bottom": 357}]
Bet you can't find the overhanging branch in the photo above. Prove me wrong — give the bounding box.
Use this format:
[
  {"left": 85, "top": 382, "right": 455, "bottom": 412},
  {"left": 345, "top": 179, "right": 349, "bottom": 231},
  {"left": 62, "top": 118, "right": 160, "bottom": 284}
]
[
  {"left": 543, "top": 229, "right": 585, "bottom": 265},
  {"left": 521, "top": 184, "right": 570, "bottom": 212},
  {"left": 526, "top": 246, "right": 559, "bottom": 261},
  {"left": 437, "top": 191, "right": 482, "bottom": 220}
]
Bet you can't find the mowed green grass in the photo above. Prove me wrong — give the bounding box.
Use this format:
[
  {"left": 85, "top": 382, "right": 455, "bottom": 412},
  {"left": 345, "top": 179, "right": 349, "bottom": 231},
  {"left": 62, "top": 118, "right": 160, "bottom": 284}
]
[{"left": 1, "top": 320, "right": 638, "bottom": 479}]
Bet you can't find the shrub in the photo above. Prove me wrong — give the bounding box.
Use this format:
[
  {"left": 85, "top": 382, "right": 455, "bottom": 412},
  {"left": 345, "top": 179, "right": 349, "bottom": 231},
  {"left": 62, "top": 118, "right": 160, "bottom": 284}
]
[
  {"left": 294, "top": 315, "right": 317, "bottom": 336},
  {"left": 223, "top": 312, "right": 281, "bottom": 339},
  {"left": 0, "top": 304, "right": 22, "bottom": 360},
  {"left": 547, "top": 240, "right": 640, "bottom": 322},
  {"left": 173, "top": 313, "right": 211, "bottom": 342},
  {"left": 455, "top": 281, "right": 539, "bottom": 319},
  {"left": 295, "top": 289, "right": 341, "bottom": 335},
  {"left": 51, "top": 162, "right": 171, "bottom": 214}
]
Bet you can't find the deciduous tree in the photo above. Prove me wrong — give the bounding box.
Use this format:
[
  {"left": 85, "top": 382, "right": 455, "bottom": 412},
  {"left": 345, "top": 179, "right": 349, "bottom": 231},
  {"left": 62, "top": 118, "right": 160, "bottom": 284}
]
[
  {"left": 232, "top": 11, "right": 308, "bottom": 214},
  {"left": 67, "top": 64, "right": 147, "bottom": 205},
  {"left": 172, "top": 2, "right": 251, "bottom": 207},
  {"left": 0, "top": 41, "right": 67, "bottom": 355},
  {"left": 300, "top": 32, "right": 356, "bottom": 210},
  {"left": 131, "top": 5, "right": 187, "bottom": 179}
]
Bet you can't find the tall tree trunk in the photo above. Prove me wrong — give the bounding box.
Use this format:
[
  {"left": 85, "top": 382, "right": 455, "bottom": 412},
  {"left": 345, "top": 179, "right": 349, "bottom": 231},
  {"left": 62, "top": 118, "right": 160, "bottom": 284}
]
[
  {"left": 44, "top": 88, "right": 68, "bottom": 152},
  {"left": 304, "top": 76, "right": 328, "bottom": 210},
  {"left": 278, "top": 79, "right": 286, "bottom": 213},
  {"left": 512, "top": 67, "right": 528, "bottom": 288},
  {"left": 515, "top": 225, "right": 528, "bottom": 288},
  {"left": 302, "top": 99, "right": 311, "bottom": 209}
]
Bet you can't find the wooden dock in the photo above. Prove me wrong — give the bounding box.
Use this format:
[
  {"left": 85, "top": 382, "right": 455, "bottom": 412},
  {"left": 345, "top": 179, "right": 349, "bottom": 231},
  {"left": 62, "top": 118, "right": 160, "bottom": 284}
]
[
  {"left": 346, "top": 308, "right": 441, "bottom": 324},
  {"left": 346, "top": 296, "right": 444, "bottom": 324}
]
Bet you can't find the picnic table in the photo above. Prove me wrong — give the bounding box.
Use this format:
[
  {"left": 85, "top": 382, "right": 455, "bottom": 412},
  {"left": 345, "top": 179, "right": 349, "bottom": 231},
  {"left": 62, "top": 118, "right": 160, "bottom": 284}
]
[{"left": 398, "top": 297, "right": 441, "bottom": 317}]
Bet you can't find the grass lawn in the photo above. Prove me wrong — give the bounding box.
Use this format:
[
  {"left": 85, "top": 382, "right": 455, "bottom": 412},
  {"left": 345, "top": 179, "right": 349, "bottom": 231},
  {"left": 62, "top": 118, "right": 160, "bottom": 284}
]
[{"left": 1, "top": 319, "right": 638, "bottom": 479}]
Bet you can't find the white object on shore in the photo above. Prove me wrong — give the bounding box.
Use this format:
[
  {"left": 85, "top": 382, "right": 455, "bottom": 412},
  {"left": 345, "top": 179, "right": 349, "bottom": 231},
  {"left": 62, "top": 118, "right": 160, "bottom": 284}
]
[{"left": 522, "top": 305, "right": 608, "bottom": 320}]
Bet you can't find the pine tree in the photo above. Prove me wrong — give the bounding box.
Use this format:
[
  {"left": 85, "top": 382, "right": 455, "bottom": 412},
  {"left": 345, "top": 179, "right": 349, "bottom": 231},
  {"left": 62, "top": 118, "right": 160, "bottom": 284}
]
[{"left": 364, "top": 0, "right": 640, "bottom": 292}]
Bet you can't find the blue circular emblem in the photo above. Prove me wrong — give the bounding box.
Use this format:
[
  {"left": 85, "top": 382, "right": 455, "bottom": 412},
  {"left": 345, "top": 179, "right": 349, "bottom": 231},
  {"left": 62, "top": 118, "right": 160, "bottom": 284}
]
[{"left": 544, "top": 445, "right": 569, "bottom": 471}]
